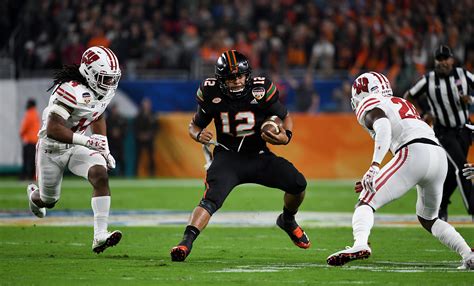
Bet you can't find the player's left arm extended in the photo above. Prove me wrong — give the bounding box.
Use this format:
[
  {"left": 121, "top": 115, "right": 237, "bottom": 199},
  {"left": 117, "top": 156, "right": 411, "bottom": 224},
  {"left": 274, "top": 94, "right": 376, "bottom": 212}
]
[{"left": 361, "top": 108, "right": 391, "bottom": 193}]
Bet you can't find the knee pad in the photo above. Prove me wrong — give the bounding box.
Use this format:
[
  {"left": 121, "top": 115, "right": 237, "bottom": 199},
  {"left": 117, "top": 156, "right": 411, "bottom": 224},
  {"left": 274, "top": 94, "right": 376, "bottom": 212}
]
[
  {"left": 288, "top": 172, "right": 307, "bottom": 194},
  {"left": 199, "top": 198, "right": 219, "bottom": 215}
]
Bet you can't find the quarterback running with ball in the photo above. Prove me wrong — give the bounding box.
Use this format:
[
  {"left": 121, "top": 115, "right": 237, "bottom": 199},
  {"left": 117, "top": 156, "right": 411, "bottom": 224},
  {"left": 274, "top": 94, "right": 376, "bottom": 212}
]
[
  {"left": 170, "top": 50, "right": 310, "bottom": 262},
  {"left": 26, "top": 46, "right": 122, "bottom": 254},
  {"left": 326, "top": 72, "right": 473, "bottom": 270}
]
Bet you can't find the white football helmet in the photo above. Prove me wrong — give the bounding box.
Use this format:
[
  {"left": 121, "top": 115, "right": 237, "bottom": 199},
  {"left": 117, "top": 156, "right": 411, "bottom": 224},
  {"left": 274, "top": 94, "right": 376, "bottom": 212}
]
[
  {"left": 79, "top": 46, "right": 121, "bottom": 98},
  {"left": 351, "top": 71, "right": 393, "bottom": 110}
]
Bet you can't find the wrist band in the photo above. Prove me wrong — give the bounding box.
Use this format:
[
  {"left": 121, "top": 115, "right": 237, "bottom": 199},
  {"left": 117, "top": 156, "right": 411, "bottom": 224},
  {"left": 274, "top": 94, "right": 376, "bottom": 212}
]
[
  {"left": 285, "top": 130, "right": 293, "bottom": 144},
  {"left": 196, "top": 130, "right": 203, "bottom": 141}
]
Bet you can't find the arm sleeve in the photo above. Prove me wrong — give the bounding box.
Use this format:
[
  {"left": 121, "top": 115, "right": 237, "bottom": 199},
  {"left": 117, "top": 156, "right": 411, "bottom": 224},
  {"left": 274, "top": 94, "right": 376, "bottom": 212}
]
[
  {"left": 408, "top": 76, "right": 427, "bottom": 99},
  {"left": 465, "top": 69, "right": 474, "bottom": 89},
  {"left": 371, "top": 117, "right": 391, "bottom": 164},
  {"left": 266, "top": 100, "right": 288, "bottom": 120},
  {"left": 192, "top": 105, "right": 213, "bottom": 128}
]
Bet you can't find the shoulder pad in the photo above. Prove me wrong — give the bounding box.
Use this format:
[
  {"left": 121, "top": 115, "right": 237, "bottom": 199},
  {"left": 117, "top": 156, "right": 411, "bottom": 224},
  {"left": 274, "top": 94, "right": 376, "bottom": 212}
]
[
  {"left": 355, "top": 96, "right": 384, "bottom": 124},
  {"left": 196, "top": 78, "right": 220, "bottom": 103},
  {"left": 250, "top": 77, "right": 278, "bottom": 104},
  {"left": 53, "top": 82, "right": 80, "bottom": 108}
]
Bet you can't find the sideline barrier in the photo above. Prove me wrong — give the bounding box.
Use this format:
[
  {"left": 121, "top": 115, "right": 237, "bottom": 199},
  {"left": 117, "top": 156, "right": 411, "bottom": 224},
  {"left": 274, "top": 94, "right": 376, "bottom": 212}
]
[{"left": 140, "top": 113, "right": 385, "bottom": 179}]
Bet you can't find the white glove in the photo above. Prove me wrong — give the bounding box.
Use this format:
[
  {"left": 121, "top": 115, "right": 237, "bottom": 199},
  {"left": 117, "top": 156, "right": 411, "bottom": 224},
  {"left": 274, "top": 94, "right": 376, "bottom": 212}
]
[
  {"left": 72, "top": 133, "right": 107, "bottom": 152},
  {"left": 102, "top": 152, "right": 116, "bottom": 170},
  {"left": 91, "top": 134, "right": 116, "bottom": 170},
  {"left": 463, "top": 163, "right": 474, "bottom": 180},
  {"left": 361, "top": 165, "right": 380, "bottom": 194},
  {"left": 88, "top": 134, "right": 109, "bottom": 152}
]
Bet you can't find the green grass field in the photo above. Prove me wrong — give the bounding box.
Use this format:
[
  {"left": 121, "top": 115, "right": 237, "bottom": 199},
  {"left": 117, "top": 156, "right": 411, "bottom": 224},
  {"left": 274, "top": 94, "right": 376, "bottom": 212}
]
[{"left": 0, "top": 178, "right": 473, "bottom": 285}]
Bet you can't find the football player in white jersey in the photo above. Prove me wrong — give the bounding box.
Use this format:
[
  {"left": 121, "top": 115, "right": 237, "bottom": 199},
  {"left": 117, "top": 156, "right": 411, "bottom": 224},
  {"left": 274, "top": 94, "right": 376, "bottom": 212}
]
[
  {"left": 26, "top": 46, "right": 123, "bottom": 254},
  {"left": 326, "top": 72, "right": 473, "bottom": 270}
]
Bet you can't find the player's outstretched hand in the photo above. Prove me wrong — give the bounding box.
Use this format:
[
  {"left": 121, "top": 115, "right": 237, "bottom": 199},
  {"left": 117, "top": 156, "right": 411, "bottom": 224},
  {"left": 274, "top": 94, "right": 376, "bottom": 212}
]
[
  {"left": 261, "top": 129, "right": 289, "bottom": 145},
  {"left": 462, "top": 163, "right": 474, "bottom": 180},
  {"left": 197, "top": 129, "right": 213, "bottom": 144},
  {"left": 361, "top": 165, "right": 379, "bottom": 193},
  {"left": 354, "top": 181, "right": 363, "bottom": 193}
]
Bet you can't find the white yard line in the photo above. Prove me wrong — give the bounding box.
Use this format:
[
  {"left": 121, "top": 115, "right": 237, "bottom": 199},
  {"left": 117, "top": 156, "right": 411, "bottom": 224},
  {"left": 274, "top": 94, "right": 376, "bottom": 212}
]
[{"left": 1, "top": 210, "right": 472, "bottom": 227}]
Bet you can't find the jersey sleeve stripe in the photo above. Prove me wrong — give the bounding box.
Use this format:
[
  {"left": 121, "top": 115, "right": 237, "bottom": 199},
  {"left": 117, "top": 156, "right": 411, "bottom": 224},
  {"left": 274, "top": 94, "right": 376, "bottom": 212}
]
[
  {"left": 265, "top": 83, "right": 277, "bottom": 102},
  {"left": 57, "top": 87, "right": 77, "bottom": 100},
  {"left": 56, "top": 91, "right": 77, "bottom": 105},
  {"left": 196, "top": 88, "right": 204, "bottom": 102},
  {"left": 356, "top": 98, "right": 380, "bottom": 119}
]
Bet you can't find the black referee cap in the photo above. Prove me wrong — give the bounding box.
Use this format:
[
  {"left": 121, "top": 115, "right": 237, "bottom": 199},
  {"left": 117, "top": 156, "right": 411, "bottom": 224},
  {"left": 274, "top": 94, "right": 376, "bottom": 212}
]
[{"left": 434, "top": 45, "right": 453, "bottom": 60}]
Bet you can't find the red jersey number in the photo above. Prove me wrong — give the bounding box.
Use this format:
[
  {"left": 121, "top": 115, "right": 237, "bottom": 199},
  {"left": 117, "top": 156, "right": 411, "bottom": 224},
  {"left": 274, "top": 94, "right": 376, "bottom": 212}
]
[{"left": 391, "top": 97, "right": 420, "bottom": 120}]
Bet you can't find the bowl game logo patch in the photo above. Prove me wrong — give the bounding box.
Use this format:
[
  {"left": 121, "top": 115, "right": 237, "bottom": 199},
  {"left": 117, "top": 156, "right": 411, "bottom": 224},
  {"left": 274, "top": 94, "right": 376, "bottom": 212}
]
[
  {"left": 212, "top": 97, "right": 222, "bottom": 104},
  {"left": 252, "top": 87, "right": 265, "bottom": 100},
  {"left": 83, "top": 92, "right": 92, "bottom": 104}
]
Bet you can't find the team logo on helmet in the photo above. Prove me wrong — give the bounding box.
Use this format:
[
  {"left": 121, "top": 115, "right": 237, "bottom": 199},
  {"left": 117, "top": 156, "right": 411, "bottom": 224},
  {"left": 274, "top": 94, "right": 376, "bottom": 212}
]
[{"left": 252, "top": 87, "right": 265, "bottom": 100}]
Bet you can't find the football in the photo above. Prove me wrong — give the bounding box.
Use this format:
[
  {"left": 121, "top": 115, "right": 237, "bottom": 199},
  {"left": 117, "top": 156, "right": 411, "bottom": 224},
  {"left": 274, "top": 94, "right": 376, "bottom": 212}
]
[{"left": 261, "top": 115, "right": 283, "bottom": 135}]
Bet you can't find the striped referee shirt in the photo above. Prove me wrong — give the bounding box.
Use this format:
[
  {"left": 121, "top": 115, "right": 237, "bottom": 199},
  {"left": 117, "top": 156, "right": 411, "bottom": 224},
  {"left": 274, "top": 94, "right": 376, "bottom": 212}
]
[{"left": 408, "top": 67, "right": 474, "bottom": 128}]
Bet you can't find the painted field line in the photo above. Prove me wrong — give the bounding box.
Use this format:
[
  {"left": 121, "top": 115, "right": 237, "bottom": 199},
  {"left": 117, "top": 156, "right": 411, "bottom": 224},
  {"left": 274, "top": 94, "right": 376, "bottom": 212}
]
[
  {"left": 0, "top": 179, "right": 354, "bottom": 189},
  {"left": 1, "top": 210, "right": 472, "bottom": 227}
]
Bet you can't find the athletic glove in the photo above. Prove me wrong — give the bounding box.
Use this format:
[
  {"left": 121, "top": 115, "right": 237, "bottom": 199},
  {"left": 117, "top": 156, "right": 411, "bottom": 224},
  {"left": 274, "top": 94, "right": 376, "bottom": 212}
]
[
  {"left": 92, "top": 134, "right": 116, "bottom": 170},
  {"left": 463, "top": 163, "right": 474, "bottom": 180},
  {"left": 102, "top": 152, "right": 116, "bottom": 170},
  {"left": 361, "top": 165, "right": 380, "bottom": 194},
  {"left": 72, "top": 133, "right": 107, "bottom": 152}
]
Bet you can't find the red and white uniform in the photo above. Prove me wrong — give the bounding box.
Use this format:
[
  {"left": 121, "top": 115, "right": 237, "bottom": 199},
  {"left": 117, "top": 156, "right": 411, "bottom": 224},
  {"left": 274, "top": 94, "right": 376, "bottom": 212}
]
[
  {"left": 356, "top": 95, "right": 447, "bottom": 220},
  {"left": 36, "top": 81, "right": 113, "bottom": 203}
]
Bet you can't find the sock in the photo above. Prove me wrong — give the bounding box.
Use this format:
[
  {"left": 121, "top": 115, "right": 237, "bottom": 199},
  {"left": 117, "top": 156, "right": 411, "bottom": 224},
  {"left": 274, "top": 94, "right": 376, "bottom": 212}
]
[
  {"left": 431, "top": 219, "right": 472, "bottom": 259},
  {"left": 179, "top": 225, "right": 200, "bottom": 249},
  {"left": 352, "top": 205, "right": 374, "bottom": 248},
  {"left": 91, "top": 196, "right": 111, "bottom": 237},
  {"left": 283, "top": 206, "right": 297, "bottom": 222}
]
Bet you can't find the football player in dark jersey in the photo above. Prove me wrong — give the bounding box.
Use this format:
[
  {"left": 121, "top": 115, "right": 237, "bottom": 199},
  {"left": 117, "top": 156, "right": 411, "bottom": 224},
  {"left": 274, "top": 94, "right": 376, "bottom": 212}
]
[{"left": 170, "top": 50, "right": 310, "bottom": 262}]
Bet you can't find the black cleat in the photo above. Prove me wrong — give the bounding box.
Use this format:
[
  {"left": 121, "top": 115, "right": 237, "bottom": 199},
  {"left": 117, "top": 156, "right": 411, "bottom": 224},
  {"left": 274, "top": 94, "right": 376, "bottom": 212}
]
[
  {"left": 170, "top": 245, "right": 191, "bottom": 262},
  {"left": 276, "top": 213, "right": 311, "bottom": 249}
]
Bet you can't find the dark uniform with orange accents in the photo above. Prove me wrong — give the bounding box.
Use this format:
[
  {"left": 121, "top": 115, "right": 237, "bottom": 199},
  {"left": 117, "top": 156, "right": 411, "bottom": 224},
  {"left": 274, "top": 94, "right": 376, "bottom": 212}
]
[{"left": 193, "top": 76, "right": 307, "bottom": 213}]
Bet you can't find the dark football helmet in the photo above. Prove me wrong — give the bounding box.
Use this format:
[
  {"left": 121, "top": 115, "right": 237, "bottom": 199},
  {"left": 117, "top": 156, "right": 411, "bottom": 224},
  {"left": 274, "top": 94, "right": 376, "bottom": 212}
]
[{"left": 215, "top": 50, "right": 252, "bottom": 99}]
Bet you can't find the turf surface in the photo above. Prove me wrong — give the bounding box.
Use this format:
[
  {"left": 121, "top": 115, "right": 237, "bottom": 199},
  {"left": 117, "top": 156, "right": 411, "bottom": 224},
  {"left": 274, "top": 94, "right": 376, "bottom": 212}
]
[{"left": 0, "top": 178, "right": 472, "bottom": 285}]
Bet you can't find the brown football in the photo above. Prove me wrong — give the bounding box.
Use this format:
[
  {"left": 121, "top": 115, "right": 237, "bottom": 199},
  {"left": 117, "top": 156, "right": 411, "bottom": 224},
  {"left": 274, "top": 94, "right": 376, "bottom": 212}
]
[{"left": 261, "top": 115, "right": 283, "bottom": 135}]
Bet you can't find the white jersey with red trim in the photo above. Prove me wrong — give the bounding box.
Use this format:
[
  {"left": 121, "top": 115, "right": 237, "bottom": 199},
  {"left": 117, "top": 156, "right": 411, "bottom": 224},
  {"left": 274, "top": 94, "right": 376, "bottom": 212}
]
[
  {"left": 355, "top": 95, "right": 438, "bottom": 153},
  {"left": 38, "top": 81, "right": 114, "bottom": 142}
]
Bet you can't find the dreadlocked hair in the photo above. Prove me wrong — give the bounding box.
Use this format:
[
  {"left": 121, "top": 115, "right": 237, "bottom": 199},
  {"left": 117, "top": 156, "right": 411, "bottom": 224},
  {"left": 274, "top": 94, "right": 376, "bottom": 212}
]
[{"left": 47, "top": 64, "right": 90, "bottom": 91}]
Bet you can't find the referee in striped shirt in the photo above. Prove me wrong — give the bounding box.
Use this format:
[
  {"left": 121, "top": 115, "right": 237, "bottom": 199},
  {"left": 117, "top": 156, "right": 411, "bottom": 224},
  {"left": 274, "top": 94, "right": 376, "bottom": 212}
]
[{"left": 404, "top": 45, "right": 474, "bottom": 221}]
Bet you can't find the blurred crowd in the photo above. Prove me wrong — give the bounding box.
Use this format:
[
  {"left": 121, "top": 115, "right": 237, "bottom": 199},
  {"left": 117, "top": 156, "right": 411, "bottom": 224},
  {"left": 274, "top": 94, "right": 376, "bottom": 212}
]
[{"left": 2, "top": 0, "right": 474, "bottom": 94}]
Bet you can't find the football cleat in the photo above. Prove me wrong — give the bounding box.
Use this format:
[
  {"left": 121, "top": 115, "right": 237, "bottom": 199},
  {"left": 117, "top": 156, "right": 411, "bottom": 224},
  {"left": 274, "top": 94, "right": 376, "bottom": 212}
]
[
  {"left": 457, "top": 251, "right": 474, "bottom": 270},
  {"left": 276, "top": 213, "right": 311, "bottom": 249},
  {"left": 327, "top": 245, "right": 372, "bottom": 266},
  {"left": 26, "top": 184, "right": 46, "bottom": 218},
  {"left": 170, "top": 245, "right": 191, "bottom": 262},
  {"left": 92, "top": 230, "right": 122, "bottom": 254}
]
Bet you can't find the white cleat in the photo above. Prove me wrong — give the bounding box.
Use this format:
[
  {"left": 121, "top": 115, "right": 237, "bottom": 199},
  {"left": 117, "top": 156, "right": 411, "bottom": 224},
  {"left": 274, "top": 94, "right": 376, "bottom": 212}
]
[
  {"left": 92, "top": 230, "right": 122, "bottom": 254},
  {"left": 327, "top": 245, "right": 372, "bottom": 266},
  {"left": 26, "top": 184, "right": 46, "bottom": 218},
  {"left": 458, "top": 252, "right": 474, "bottom": 270}
]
